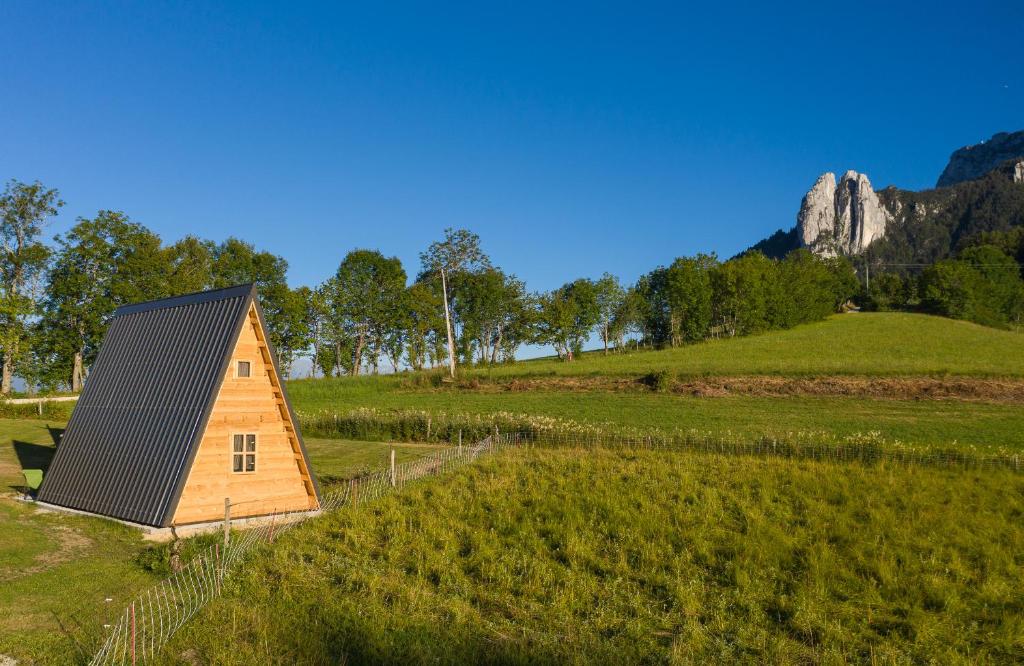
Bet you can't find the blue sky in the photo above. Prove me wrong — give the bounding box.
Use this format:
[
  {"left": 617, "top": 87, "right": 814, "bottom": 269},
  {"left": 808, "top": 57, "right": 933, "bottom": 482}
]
[{"left": 1, "top": 1, "right": 1021, "bottom": 296}]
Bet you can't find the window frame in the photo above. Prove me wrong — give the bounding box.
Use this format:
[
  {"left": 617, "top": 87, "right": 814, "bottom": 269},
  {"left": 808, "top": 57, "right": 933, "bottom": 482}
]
[
  {"left": 235, "top": 360, "right": 253, "bottom": 379},
  {"left": 230, "top": 433, "right": 257, "bottom": 474}
]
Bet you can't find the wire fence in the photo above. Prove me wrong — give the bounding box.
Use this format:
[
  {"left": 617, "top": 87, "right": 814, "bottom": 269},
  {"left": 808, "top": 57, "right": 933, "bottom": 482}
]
[
  {"left": 89, "top": 433, "right": 509, "bottom": 666},
  {"left": 508, "top": 429, "right": 1024, "bottom": 473}
]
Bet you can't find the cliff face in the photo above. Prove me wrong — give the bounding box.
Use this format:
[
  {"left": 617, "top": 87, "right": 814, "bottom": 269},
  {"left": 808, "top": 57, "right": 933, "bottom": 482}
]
[
  {"left": 797, "top": 170, "right": 890, "bottom": 256},
  {"left": 744, "top": 130, "right": 1024, "bottom": 262},
  {"left": 937, "top": 130, "right": 1024, "bottom": 188}
]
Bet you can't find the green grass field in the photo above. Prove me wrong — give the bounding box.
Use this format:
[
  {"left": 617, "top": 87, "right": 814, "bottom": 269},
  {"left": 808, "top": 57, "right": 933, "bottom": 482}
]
[
  {"left": 292, "top": 389, "right": 1024, "bottom": 452},
  {"left": 156, "top": 448, "right": 1024, "bottom": 664},
  {"left": 285, "top": 313, "right": 1024, "bottom": 453},
  {"left": 0, "top": 419, "right": 439, "bottom": 664},
  {"left": 465, "top": 312, "right": 1024, "bottom": 378},
  {"left": 4, "top": 313, "right": 1024, "bottom": 663}
]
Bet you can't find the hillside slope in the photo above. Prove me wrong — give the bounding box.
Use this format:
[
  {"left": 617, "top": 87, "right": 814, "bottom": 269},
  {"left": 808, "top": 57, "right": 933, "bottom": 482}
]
[
  {"left": 474, "top": 312, "right": 1024, "bottom": 378},
  {"left": 287, "top": 314, "right": 1024, "bottom": 451},
  {"left": 160, "top": 448, "right": 1024, "bottom": 664}
]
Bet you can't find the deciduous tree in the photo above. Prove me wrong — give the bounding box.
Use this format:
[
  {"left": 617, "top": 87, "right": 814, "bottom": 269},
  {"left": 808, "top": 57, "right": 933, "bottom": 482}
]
[{"left": 0, "top": 180, "right": 62, "bottom": 393}]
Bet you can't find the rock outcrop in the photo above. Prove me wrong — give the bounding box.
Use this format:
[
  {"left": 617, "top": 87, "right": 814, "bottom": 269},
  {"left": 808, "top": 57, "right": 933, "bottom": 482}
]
[
  {"left": 936, "top": 130, "right": 1024, "bottom": 188},
  {"left": 745, "top": 129, "right": 1024, "bottom": 261},
  {"left": 797, "top": 170, "right": 890, "bottom": 256}
]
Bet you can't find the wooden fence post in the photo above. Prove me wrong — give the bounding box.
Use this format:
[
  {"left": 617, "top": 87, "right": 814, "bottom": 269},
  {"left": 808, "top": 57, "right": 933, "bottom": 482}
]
[
  {"left": 223, "top": 497, "right": 231, "bottom": 548},
  {"left": 390, "top": 449, "right": 396, "bottom": 487},
  {"left": 131, "top": 601, "right": 137, "bottom": 666},
  {"left": 458, "top": 429, "right": 462, "bottom": 454}
]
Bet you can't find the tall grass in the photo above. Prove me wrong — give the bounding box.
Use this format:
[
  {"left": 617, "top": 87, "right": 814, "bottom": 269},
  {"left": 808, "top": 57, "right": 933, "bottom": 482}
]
[
  {"left": 0, "top": 400, "right": 74, "bottom": 420},
  {"left": 157, "top": 448, "right": 1024, "bottom": 664},
  {"left": 298, "top": 407, "right": 1024, "bottom": 469}
]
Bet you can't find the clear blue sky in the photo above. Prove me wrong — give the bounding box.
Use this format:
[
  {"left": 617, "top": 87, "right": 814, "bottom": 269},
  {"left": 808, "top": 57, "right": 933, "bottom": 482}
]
[{"left": 1, "top": 1, "right": 1021, "bottom": 295}]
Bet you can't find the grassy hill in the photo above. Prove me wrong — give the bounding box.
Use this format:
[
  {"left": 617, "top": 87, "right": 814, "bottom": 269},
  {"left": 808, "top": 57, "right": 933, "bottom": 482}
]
[
  {"left": 468, "top": 312, "right": 1024, "bottom": 378},
  {"left": 159, "top": 448, "right": 1024, "bottom": 664},
  {"left": 287, "top": 313, "right": 1024, "bottom": 452}
]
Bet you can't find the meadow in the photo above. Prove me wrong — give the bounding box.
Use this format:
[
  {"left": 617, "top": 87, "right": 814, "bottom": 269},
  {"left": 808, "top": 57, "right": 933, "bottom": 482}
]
[
  {"left": 287, "top": 314, "right": 1024, "bottom": 452},
  {"left": 157, "top": 448, "right": 1024, "bottom": 664},
  {"left": 459, "top": 312, "right": 1024, "bottom": 378},
  {"left": 0, "top": 418, "right": 444, "bottom": 664},
  {"left": 3, "top": 312, "right": 1023, "bottom": 663}
]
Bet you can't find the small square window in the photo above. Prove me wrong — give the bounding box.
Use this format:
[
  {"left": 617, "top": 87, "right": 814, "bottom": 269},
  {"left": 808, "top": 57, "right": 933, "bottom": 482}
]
[{"left": 237, "top": 361, "right": 251, "bottom": 378}]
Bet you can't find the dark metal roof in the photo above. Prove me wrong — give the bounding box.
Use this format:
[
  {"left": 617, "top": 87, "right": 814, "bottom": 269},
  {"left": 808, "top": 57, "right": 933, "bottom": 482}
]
[{"left": 37, "top": 284, "right": 318, "bottom": 527}]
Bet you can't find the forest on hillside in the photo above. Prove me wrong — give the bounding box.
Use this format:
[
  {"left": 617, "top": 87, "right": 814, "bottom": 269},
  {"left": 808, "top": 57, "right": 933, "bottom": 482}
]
[{"left": 1, "top": 178, "right": 1021, "bottom": 394}]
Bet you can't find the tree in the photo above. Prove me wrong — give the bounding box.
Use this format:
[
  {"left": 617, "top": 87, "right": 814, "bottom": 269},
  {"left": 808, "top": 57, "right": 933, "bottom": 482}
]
[
  {"left": 535, "top": 278, "right": 599, "bottom": 361},
  {"left": 41, "top": 211, "right": 167, "bottom": 390},
  {"left": 325, "top": 250, "right": 407, "bottom": 375},
  {"left": 301, "top": 286, "right": 330, "bottom": 378},
  {"left": 210, "top": 238, "right": 293, "bottom": 361},
  {"left": 418, "top": 228, "right": 490, "bottom": 377},
  {"left": 773, "top": 249, "right": 846, "bottom": 328},
  {"left": 455, "top": 268, "right": 528, "bottom": 365},
  {"left": 919, "top": 259, "right": 982, "bottom": 322},
  {"left": 960, "top": 245, "right": 1024, "bottom": 326},
  {"left": 404, "top": 282, "right": 443, "bottom": 371},
  {"left": 0, "top": 180, "right": 63, "bottom": 393},
  {"left": 165, "top": 236, "right": 214, "bottom": 295},
  {"left": 593, "top": 273, "right": 625, "bottom": 354},
  {"left": 273, "top": 286, "right": 314, "bottom": 376},
  {"left": 920, "top": 245, "right": 1024, "bottom": 327},
  {"left": 710, "top": 252, "right": 774, "bottom": 336},
  {"left": 610, "top": 286, "right": 646, "bottom": 349},
  {"left": 864, "top": 272, "right": 910, "bottom": 311},
  {"left": 663, "top": 255, "right": 716, "bottom": 344}
]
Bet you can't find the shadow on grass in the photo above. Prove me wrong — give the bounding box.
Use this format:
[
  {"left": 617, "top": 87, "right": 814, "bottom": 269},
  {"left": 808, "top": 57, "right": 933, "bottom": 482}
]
[
  {"left": 13, "top": 440, "right": 56, "bottom": 472},
  {"left": 181, "top": 616, "right": 570, "bottom": 665}
]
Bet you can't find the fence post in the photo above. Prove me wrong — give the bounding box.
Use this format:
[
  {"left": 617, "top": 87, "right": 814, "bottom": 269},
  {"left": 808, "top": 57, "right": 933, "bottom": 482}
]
[
  {"left": 350, "top": 478, "right": 358, "bottom": 507},
  {"left": 223, "top": 497, "right": 231, "bottom": 548},
  {"left": 390, "top": 449, "right": 396, "bottom": 487},
  {"left": 458, "top": 429, "right": 462, "bottom": 454},
  {"left": 131, "top": 601, "right": 137, "bottom": 666}
]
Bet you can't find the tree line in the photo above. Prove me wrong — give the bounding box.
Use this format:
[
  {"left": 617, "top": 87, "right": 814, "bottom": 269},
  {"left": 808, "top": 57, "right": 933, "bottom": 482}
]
[
  {"left": 2, "top": 178, "right": 863, "bottom": 393},
  {"left": 863, "top": 229, "right": 1024, "bottom": 329}
]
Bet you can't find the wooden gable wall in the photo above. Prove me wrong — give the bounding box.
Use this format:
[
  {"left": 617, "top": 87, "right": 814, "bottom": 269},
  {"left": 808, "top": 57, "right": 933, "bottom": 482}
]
[{"left": 171, "top": 304, "right": 317, "bottom": 525}]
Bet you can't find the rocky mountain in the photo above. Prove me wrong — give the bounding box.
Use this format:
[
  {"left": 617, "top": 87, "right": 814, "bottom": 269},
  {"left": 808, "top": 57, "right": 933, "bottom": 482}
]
[
  {"left": 797, "top": 171, "right": 890, "bottom": 256},
  {"left": 937, "top": 130, "right": 1024, "bottom": 188},
  {"left": 745, "top": 130, "right": 1024, "bottom": 263}
]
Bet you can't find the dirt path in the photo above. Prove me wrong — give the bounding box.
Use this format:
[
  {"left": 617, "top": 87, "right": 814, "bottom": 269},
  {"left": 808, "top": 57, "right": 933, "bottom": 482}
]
[{"left": 453, "top": 375, "right": 1024, "bottom": 403}]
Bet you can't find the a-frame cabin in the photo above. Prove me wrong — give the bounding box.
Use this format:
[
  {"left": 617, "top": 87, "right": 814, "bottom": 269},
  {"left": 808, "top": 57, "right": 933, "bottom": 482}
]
[{"left": 38, "top": 285, "right": 320, "bottom": 527}]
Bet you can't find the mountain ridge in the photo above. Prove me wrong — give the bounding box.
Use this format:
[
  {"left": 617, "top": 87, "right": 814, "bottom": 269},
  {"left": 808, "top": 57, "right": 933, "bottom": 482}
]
[{"left": 747, "top": 130, "right": 1024, "bottom": 262}]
